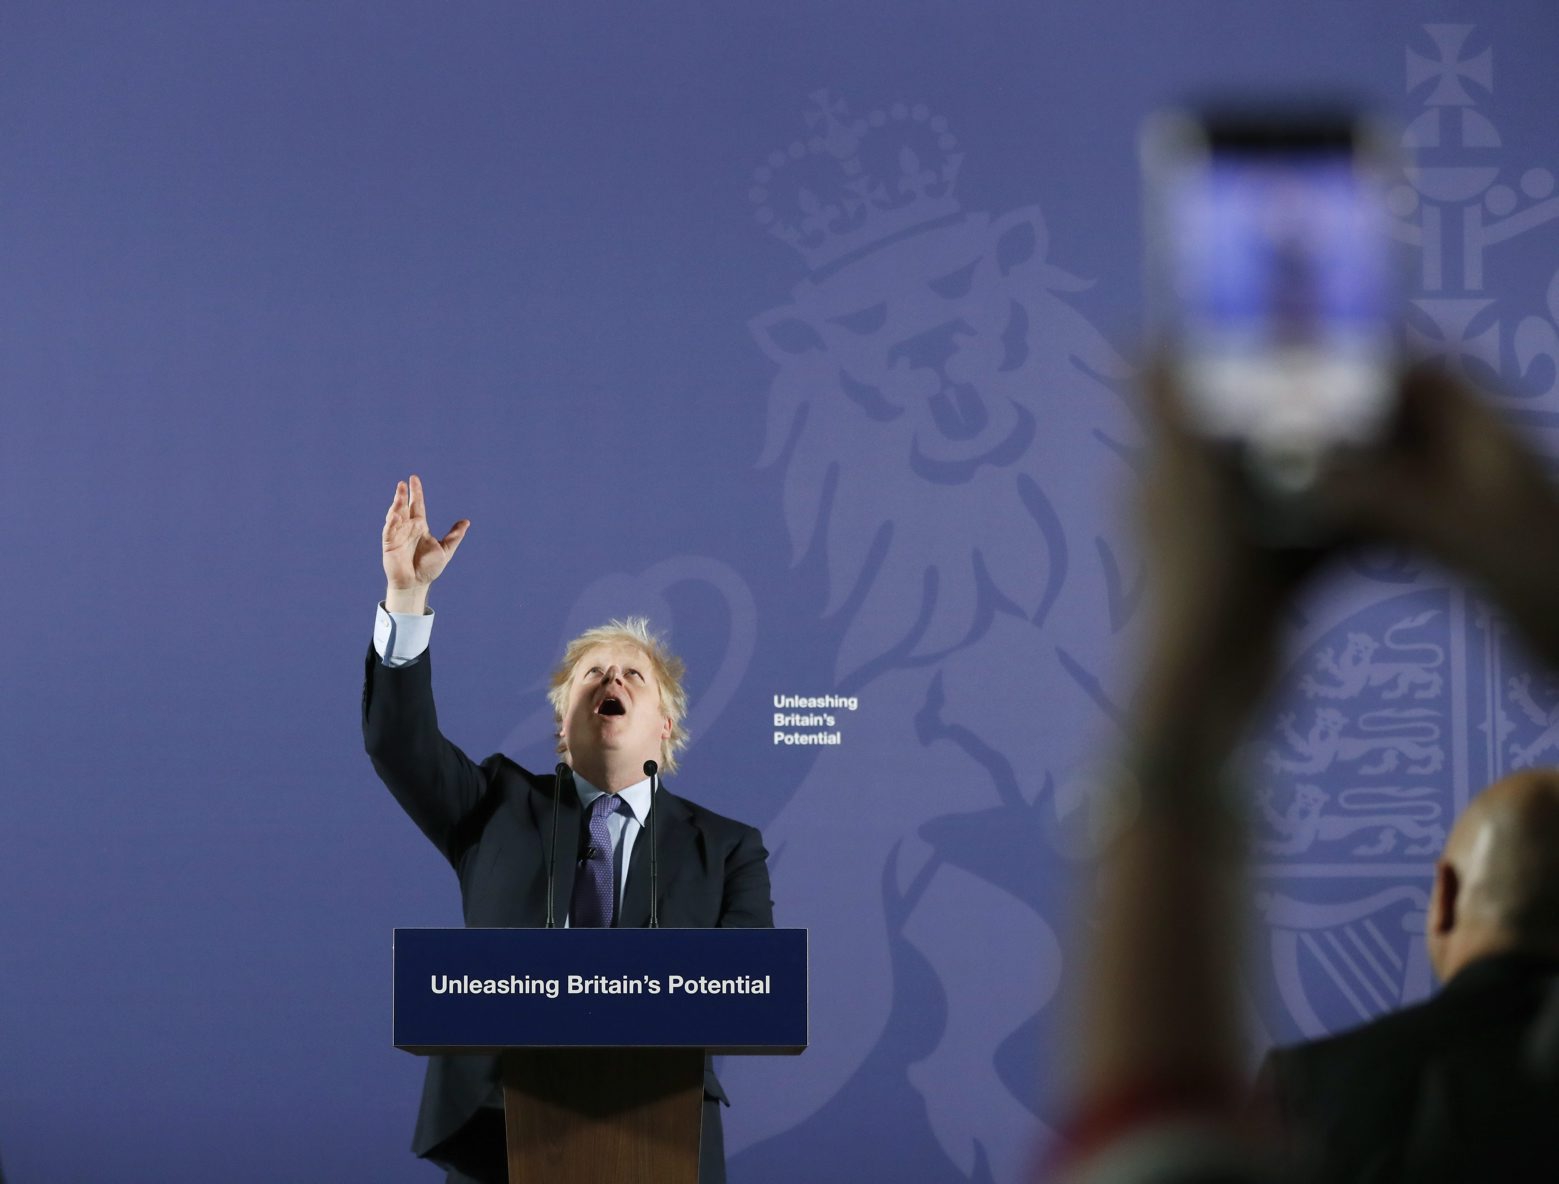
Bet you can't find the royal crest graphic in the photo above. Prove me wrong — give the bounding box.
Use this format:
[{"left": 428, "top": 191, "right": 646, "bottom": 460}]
[
  {"left": 1395, "top": 24, "right": 1559, "bottom": 386},
  {"left": 729, "top": 92, "right": 1138, "bottom": 1180},
  {"left": 1249, "top": 22, "right": 1559, "bottom": 1055},
  {"left": 1255, "top": 594, "right": 1453, "bottom": 869}
]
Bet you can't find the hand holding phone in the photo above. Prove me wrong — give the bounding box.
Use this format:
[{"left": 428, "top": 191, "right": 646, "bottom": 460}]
[{"left": 1143, "top": 108, "right": 1404, "bottom": 539}]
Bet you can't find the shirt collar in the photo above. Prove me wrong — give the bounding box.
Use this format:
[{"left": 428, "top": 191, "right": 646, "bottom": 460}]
[{"left": 571, "top": 770, "right": 653, "bottom": 826}]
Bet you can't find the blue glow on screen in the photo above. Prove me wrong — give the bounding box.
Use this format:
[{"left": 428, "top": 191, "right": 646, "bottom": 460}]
[{"left": 1171, "top": 156, "right": 1392, "bottom": 342}]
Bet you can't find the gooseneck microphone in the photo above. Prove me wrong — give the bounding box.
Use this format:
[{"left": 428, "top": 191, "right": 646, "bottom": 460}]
[
  {"left": 643, "top": 759, "right": 660, "bottom": 929},
  {"left": 546, "top": 763, "right": 571, "bottom": 928}
]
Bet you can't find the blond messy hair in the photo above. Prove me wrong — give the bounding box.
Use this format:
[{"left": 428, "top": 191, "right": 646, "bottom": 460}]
[{"left": 547, "top": 617, "right": 689, "bottom": 774}]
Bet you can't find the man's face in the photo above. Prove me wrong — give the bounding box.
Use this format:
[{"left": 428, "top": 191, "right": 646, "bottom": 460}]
[{"left": 559, "top": 642, "right": 672, "bottom": 779}]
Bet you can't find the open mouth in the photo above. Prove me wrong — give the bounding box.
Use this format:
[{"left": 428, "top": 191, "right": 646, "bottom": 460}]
[
  {"left": 596, "top": 697, "right": 626, "bottom": 717},
  {"left": 910, "top": 402, "right": 1035, "bottom": 483}
]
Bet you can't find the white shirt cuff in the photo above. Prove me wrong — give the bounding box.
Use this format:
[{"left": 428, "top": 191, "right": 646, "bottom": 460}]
[{"left": 374, "top": 602, "right": 435, "bottom": 666}]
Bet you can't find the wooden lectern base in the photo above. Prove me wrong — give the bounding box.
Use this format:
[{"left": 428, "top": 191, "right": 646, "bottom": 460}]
[{"left": 502, "top": 1047, "right": 704, "bottom": 1184}]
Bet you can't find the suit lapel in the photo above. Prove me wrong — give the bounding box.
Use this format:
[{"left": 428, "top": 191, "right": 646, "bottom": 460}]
[{"left": 617, "top": 791, "right": 697, "bottom": 928}]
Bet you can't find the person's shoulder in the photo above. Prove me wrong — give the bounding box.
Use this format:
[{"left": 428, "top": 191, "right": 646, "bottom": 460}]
[
  {"left": 1270, "top": 987, "right": 1456, "bottom": 1083},
  {"left": 1258, "top": 997, "right": 1448, "bottom": 1141},
  {"left": 664, "top": 787, "right": 760, "bottom": 836},
  {"left": 477, "top": 752, "right": 553, "bottom": 795}
]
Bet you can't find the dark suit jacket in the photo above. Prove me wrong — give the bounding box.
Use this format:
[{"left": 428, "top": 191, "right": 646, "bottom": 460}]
[
  {"left": 362, "top": 647, "right": 774, "bottom": 1176},
  {"left": 1257, "top": 952, "right": 1559, "bottom": 1183}
]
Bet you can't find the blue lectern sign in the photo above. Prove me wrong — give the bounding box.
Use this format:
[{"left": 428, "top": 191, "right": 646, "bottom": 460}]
[{"left": 394, "top": 927, "right": 808, "bottom": 1054}]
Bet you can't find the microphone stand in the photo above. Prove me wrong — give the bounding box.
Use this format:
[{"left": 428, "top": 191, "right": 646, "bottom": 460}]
[
  {"left": 546, "top": 763, "right": 570, "bottom": 928},
  {"left": 643, "top": 759, "right": 660, "bottom": 929}
]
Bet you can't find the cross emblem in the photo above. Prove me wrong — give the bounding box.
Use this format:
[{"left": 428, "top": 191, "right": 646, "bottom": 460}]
[{"left": 1407, "top": 24, "right": 1493, "bottom": 107}]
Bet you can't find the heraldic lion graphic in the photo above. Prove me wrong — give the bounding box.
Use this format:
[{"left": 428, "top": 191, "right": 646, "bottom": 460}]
[{"left": 727, "top": 93, "right": 1139, "bottom": 1179}]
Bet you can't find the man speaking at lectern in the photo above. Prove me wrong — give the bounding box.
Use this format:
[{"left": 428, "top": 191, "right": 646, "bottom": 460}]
[{"left": 363, "top": 475, "right": 774, "bottom": 1184}]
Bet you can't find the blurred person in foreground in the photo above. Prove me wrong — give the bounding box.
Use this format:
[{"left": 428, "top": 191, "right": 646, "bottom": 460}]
[
  {"left": 363, "top": 476, "right": 773, "bottom": 1184},
  {"left": 1051, "top": 364, "right": 1559, "bottom": 1183}
]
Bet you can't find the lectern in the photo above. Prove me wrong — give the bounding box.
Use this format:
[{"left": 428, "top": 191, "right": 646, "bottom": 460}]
[{"left": 394, "top": 927, "right": 808, "bottom": 1183}]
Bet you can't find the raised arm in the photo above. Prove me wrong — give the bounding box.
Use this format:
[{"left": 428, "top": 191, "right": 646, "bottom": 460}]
[
  {"left": 365, "top": 475, "right": 484, "bottom": 866},
  {"left": 1057, "top": 364, "right": 1559, "bottom": 1179},
  {"left": 1077, "top": 366, "right": 1317, "bottom": 1108}
]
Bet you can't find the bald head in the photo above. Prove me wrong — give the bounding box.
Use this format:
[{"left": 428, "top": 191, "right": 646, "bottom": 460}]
[{"left": 1428, "top": 769, "right": 1559, "bottom": 981}]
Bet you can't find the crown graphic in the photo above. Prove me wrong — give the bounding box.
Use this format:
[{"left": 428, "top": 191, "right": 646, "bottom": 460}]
[{"left": 750, "top": 90, "right": 964, "bottom": 272}]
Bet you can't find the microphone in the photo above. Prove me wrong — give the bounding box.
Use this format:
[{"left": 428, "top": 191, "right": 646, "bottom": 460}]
[
  {"left": 643, "top": 759, "right": 660, "bottom": 929},
  {"left": 546, "top": 763, "right": 571, "bottom": 928}
]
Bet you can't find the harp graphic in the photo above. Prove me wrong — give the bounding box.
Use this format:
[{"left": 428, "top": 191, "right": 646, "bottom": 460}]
[{"left": 1258, "top": 885, "right": 1435, "bottom": 1038}]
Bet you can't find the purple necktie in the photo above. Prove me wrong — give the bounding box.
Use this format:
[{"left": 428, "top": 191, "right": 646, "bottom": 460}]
[{"left": 569, "top": 793, "right": 626, "bottom": 928}]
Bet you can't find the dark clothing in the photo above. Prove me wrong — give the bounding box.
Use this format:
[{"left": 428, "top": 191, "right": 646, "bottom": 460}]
[
  {"left": 1257, "top": 952, "right": 1559, "bottom": 1183},
  {"left": 362, "top": 647, "right": 774, "bottom": 1184}
]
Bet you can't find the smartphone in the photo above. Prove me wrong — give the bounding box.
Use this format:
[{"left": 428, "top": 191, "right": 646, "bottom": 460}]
[{"left": 1143, "top": 108, "right": 1403, "bottom": 515}]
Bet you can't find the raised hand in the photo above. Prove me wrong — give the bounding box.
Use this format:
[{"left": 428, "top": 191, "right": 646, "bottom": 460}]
[{"left": 381, "top": 475, "right": 470, "bottom": 613}]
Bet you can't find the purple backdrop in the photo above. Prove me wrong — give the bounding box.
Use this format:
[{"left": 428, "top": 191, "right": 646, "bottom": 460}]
[{"left": 5, "top": 2, "right": 1559, "bottom": 1180}]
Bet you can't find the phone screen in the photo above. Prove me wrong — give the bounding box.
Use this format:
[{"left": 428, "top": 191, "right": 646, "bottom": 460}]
[{"left": 1146, "top": 113, "right": 1401, "bottom": 493}]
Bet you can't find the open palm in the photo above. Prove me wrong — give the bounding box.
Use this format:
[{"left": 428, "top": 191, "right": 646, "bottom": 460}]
[{"left": 382, "top": 474, "right": 470, "bottom": 591}]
